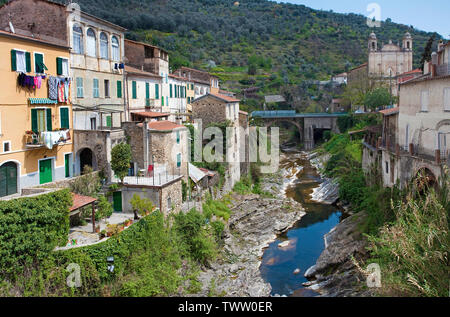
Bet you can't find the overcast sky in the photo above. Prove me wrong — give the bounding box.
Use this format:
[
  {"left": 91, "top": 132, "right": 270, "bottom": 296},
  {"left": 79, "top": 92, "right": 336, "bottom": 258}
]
[{"left": 278, "top": 0, "right": 449, "bottom": 39}]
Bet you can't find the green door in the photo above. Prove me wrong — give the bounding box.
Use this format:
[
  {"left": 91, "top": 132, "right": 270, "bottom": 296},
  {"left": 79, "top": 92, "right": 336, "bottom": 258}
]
[
  {"left": 39, "top": 159, "right": 52, "bottom": 185},
  {"left": 106, "top": 116, "right": 112, "bottom": 128},
  {"left": 0, "top": 162, "right": 18, "bottom": 197},
  {"left": 65, "top": 154, "right": 71, "bottom": 178},
  {"left": 113, "top": 191, "right": 122, "bottom": 212}
]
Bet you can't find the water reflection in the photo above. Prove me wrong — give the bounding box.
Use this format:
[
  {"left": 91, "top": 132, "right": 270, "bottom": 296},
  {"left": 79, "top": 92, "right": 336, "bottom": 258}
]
[{"left": 260, "top": 150, "right": 342, "bottom": 296}]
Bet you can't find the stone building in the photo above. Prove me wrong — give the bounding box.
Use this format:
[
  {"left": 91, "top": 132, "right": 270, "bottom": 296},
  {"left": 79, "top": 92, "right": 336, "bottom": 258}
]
[
  {"left": 192, "top": 92, "right": 241, "bottom": 187},
  {"left": 123, "top": 120, "right": 188, "bottom": 181},
  {"left": 362, "top": 41, "right": 450, "bottom": 188},
  {"left": 124, "top": 39, "right": 170, "bottom": 114},
  {"left": 348, "top": 32, "right": 414, "bottom": 98}
]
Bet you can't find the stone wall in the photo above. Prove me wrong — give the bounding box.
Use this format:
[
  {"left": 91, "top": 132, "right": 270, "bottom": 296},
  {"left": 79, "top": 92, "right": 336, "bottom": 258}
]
[
  {"left": 74, "top": 129, "right": 126, "bottom": 179},
  {"left": 149, "top": 128, "right": 188, "bottom": 179},
  {"left": 192, "top": 98, "right": 227, "bottom": 131},
  {"left": 160, "top": 179, "right": 183, "bottom": 215},
  {"left": 0, "top": 0, "right": 68, "bottom": 47},
  {"left": 123, "top": 122, "right": 145, "bottom": 169}
]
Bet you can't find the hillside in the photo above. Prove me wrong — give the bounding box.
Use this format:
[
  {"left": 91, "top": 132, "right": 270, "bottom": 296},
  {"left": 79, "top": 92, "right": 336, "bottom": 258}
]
[{"left": 53, "top": 0, "right": 441, "bottom": 109}]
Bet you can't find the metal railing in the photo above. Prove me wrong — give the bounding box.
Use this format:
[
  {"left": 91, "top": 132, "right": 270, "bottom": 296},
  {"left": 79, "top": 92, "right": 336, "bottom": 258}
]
[
  {"left": 25, "top": 130, "right": 71, "bottom": 147},
  {"left": 115, "top": 170, "right": 182, "bottom": 187}
]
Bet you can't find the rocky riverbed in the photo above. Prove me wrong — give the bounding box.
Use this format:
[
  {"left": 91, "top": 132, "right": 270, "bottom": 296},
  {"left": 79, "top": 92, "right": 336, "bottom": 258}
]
[
  {"left": 302, "top": 212, "right": 374, "bottom": 297},
  {"left": 193, "top": 192, "right": 305, "bottom": 297}
]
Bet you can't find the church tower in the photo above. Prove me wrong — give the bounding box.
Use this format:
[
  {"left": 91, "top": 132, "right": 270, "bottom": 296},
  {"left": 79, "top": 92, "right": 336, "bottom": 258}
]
[
  {"left": 402, "top": 32, "right": 413, "bottom": 51},
  {"left": 369, "top": 32, "right": 378, "bottom": 52}
]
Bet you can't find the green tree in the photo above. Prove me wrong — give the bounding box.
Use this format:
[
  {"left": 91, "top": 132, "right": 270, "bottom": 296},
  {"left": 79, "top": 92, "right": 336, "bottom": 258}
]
[
  {"left": 111, "top": 143, "right": 132, "bottom": 183},
  {"left": 419, "top": 36, "right": 435, "bottom": 71},
  {"left": 364, "top": 87, "right": 393, "bottom": 110}
]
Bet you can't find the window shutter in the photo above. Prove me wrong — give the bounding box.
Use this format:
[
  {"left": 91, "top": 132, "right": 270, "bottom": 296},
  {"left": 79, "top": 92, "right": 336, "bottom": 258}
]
[
  {"left": 117, "top": 81, "right": 122, "bottom": 98},
  {"left": 155, "top": 84, "right": 159, "bottom": 99},
  {"left": 31, "top": 109, "right": 38, "bottom": 133},
  {"left": 35, "top": 53, "right": 44, "bottom": 73},
  {"left": 132, "top": 81, "right": 137, "bottom": 99},
  {"left": 60, "top": 108, "right": 69, "bottom": 129},
  {"left": 46, "top": 108, "right": 52, "bottom": 131},
  {"left": 145, "top": 82, "right": 150, "bottom": 99},
  {"left": 25, "top": 52, "right": 31, "bottom": 73},
  {"left": 56, "top": 57, "right": 63, "bottom": 75},
  {"left": 11, "top": 50, "right": 17, "bottom": 71},
  {"left": 170, "top": 84, "right": 173, "bottom": 98}
]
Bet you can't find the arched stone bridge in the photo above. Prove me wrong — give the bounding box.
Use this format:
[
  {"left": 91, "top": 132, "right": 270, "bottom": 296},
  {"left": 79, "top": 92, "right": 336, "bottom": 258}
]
[{"left": 251, "top": 111, "right": 347, "bottom": 150}]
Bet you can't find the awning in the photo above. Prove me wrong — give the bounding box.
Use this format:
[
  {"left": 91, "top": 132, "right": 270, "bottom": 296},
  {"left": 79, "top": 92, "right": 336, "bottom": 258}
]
[
  {"left": 188, "top": 163, "right": 207, "bottom": 183},
  {"left": 29, "top": 98, "right": 58, "bottom": 105}
]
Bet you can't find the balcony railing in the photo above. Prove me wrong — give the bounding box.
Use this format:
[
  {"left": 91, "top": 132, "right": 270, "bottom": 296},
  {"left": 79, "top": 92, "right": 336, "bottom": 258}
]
[{"left": 25, "top": 130, "right": 71, "bottom": 149}]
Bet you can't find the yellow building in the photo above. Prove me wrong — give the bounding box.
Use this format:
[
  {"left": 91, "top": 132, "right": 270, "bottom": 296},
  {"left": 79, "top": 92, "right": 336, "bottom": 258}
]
[{"left": 0, "top": 30, "right": 74, "bottom": 198}]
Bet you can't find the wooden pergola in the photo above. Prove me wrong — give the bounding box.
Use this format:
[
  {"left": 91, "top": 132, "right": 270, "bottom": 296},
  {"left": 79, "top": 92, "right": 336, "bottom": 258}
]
[{"left": 70, "top": 193, "right": 98, "bottom": 233}]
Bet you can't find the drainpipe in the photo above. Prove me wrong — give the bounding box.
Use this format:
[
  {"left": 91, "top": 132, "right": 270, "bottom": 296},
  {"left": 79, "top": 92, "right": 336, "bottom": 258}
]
[
  {"left": 143, "top": 118, "right": 149, "bottom": 174},
  {"left": 125, "top": 72, "right": 130, "bottom": 122}
]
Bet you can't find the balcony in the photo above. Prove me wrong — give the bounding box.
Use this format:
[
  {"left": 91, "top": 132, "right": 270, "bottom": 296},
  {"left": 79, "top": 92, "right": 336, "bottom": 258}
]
[{"left": 25, "top": 130, "right": 71, "bottom": 149}]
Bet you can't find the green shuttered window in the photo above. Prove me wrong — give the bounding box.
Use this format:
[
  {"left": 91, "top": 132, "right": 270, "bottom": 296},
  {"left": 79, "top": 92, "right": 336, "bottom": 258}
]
[
  {"left": 155, "top": 84, "right": 159, "bottom": 99},
  {"left": 60, "top": 108, "right": 69, "bottom": 129},
  {"left": 132, "top": 81, "right": 137, "bottom": 99},
  {"left": 117, "top": 80, "right": 122, "bottom": 98}
]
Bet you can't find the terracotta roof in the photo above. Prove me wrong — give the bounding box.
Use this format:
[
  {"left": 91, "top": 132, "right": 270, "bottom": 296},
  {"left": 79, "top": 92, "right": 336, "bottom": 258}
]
[
  {"left": 70, "top": 193, "right": 97, "bottom": 212},
  {"left": 379, "top": 107, "right": 399, "bottom": 116},
  {"left": 349, "top": 63, "right": 368, "bottom": 72},
  {"left": 125, "top": 65, "right": 161, "bottom": 78},
  {"left": 205, "top": 92, "right": 240, "bottom": 103},
  {"left": 199, "top": 168, "right": 217, "bottom": 177},
  {"left": 239, "top": 110, "right": 248, "bottom": 115},
  {"left": 399, "top": 68, "right": 422, "bottom": 76},
  {"left": 147, "top": 121, "right": 186, "bottom": 131},
  {"left": 132, "top": 111, "right": 170, "bottom": 118}
]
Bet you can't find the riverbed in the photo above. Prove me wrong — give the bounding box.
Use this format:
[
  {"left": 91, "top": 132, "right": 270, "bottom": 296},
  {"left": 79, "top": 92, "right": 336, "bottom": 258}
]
[{"left": 260, "top": 150, "right": 343, "bottom": 297}]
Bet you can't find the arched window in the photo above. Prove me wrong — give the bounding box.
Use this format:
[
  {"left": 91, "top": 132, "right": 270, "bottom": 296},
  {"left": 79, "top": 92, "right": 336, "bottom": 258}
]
[
  {"left": 100, "top": 32, "right": 109, "bottom": 59},
  {"left": 111, "top": 36, "right": 120, "bottom": 61},
  {"left": 86, "top": 28, "right": 97, "bottom": 57},
  {"left": 72, "top": 25, "right": 83, "bottom": 54}
]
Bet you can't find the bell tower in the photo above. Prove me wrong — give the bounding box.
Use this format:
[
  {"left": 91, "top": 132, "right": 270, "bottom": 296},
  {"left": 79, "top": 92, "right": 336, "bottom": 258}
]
[
  {"left": 369, "top": 32, "right": 378, "bottom": 52},
  {"left": 403, "top": 32, "right": 413, "bottom": 51}
]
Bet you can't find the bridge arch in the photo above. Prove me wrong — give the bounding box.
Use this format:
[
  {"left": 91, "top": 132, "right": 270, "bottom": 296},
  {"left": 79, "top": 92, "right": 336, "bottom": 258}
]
[{"left": 265, "top": 119, "right": 303, "bottom": 143}]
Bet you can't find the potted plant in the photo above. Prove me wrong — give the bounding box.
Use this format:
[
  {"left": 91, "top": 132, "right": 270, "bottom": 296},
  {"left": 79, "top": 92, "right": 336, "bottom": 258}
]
[{"left": 95, "top": 225, "right": 101, "bottom": 233}]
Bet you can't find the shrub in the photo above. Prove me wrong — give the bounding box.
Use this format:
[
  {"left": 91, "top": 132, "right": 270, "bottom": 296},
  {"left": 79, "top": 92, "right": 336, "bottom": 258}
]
[
  {"left": 173, "top": 209, "right": 217, "bottom": 265},
  {"left": 0, "top": 190, "right": 72, "bottom": 276},
  {"left": 367, "top": 180, "right": 449, "bottom": 297}
]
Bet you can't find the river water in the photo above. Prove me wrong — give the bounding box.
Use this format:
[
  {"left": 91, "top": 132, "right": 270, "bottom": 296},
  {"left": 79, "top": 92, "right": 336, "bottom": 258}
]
[{"left": 260, "top": 150, "right": 342, "bottom": 297}]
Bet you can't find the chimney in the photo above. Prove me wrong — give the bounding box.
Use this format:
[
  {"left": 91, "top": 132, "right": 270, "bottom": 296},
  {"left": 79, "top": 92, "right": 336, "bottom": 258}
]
[
  {"left": 435, "top": 149, "right": 441, "bottom": 164},
  {"left": 409, "top": 143, "right": 414, "bottom": 156},
  {"left": 431, "top": 52, "right": 438, "bottom": 77},
  {"left": 438, "top": 40, "right": 444, "bottom": 52}
]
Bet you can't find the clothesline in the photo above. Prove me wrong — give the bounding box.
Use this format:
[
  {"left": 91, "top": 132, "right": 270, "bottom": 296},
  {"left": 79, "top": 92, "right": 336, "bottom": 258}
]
[{"left": 17, "top": 72, "right": 71, "bottom": 104}]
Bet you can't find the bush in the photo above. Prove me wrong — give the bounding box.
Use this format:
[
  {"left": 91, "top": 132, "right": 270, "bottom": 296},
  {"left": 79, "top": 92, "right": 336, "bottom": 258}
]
[
  {"left": 367, "top": 179, "right": 449, "bottom": 297},
  {"left": 0, "top": 190, "right": 72, "bottom": 276},
  {"left": 96, "top": 195, "right": 113, "bottom": 221},
  {"left": 173, "top": 209, "right": 217, "bottom": 265}
]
